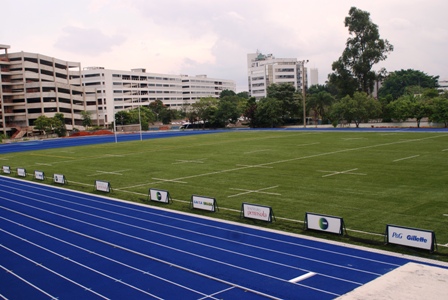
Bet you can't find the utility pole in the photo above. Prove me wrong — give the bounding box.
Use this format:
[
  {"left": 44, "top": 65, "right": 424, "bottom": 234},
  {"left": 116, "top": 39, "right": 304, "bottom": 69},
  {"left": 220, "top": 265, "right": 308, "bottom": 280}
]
[{"left": 300, "top": 60, "right": 309, "bottom": 128}]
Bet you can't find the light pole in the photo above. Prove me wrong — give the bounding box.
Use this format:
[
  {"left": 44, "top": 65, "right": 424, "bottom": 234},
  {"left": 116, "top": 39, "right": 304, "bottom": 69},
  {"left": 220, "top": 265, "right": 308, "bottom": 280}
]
[{"left": 300, "top": 60, "right": 309, "bottom": 128}]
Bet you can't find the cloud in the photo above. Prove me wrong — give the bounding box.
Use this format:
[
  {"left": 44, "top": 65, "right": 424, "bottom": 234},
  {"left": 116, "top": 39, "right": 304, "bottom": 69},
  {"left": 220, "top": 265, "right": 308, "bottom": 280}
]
[{"left": 54, "top": 26, "right": 126, "bottom": 56}]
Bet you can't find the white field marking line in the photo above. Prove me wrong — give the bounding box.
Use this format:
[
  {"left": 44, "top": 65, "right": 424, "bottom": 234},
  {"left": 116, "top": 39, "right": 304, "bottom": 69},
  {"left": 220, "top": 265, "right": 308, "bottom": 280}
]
[
  {"left": 393, "top": 155, "right": 420, "bottom": 162},
  {"left": 289, "top": 272, "right": 316, "bottom": 283},
  {"left": 0, "top": 157, "right": 9, "bottom": 160},
  {"left": 119, "top": 134, "right": 443, "bottom": 190},
  {"left": 87, "top": 169, "right": 131, "bottom": 177},
  {"left": 1, "top": 181, "right": 403, "bottom": 271},
  {"left": 103, "top": 154, "right": 125, "bottom": 157},
  {"left": 172, "top": 159, "right": 206, "bottom": 164},
  {"left": 320, "top": 168, "right": 367, "bottom": 178},
  {"left": 442, "top": 149, "right": 448, "bottom": 152},
  {"left": 35, "top": 162, "right": 52, "bottom": 166},
  {"left": 0, "top": 264, "right": 57, "bottom": 299},
  {"left": 244, "top": 149, "right": 271, "bottom": 154},
  {"left": 151, "top": 178, "right": 187, "bottom": 184},
  {"left": 228, "top": 186, "right": 281, "bottom": 198},
  {"left": 0, "top": 204, "right": 306, "bottom": 299},
  {"left": 1, "top": 218, "right": 216, "bottom": 299},
  {"left": 0, "top": 229, "right": 163, "bottom": 300},
  {"left": 235, "top": 164, "right": 273, "bottom": 169},
  {"left": 0, "top": 243, "right": 109, "bottom": 299},
  {"left": 342, "top": 138, "right": 365, "bottom": 140},
  {"left": 0, "top": 189, "right": 386, "bottom": 281},
  {"left": 443, "top": 214, "right": 448, "bottom": 217}
]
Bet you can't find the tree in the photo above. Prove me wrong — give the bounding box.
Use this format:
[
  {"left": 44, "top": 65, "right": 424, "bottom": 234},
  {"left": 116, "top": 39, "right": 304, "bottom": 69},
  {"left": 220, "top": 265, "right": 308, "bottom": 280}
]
[
  {"left": 214, "top": 95, "right": 241, "bottom": 127},
  {"left": 330, "top": 92, "right": 381, "bottom": 127},
  {"left": 328, "top": 7, "right": 393, "bottom": 97},
  {"left": 219, "top": 89, "right": 236, "bottom": 98},
  {"left": 149, "top": 100, "right": 166, "bottom": 121},
  {"left": 378, "top": 69, "right": 439, "bottom": 100},
  {"left": 253, "top": 97, "right": 283, "bottom": 128},
  {"left": 267, "top": 83, "right": 300, "bottom": 123},
  {"left": 33, "top": 115, "right": 52, "bottom": 136},
  {"left": 428, "top": 96, "right": 448, "bottom": 127},
  {"left": 307, "top": 85, "right": 335, "bottom": 124},
  {"left": 191, "top": 97, "right": 218, "bottom": 127},
  {"left": 81, "top": 111, "right": 93, "bottom": 128},
  {"left": 53, "top": 113, "right": 67, "bottom": 137}
]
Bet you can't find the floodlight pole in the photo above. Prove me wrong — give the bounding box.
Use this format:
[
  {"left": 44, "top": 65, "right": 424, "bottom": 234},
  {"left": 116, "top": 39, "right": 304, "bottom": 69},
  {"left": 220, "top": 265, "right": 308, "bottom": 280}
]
[
  {"left": 301, "top": 60, "right": 309, "bottom": 128},
  {"left": 138, "top": 99, "right": 142, "bottom": 141}
]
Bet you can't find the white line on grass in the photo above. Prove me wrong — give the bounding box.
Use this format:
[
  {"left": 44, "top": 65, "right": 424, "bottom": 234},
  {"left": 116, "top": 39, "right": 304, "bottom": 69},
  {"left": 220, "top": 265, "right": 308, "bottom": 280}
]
[
  {"left": 172, "top": 159, "right": 206, "bottom": 164},
  {"left": 119, "top": 134, "right": 443, "bottom": 191},
  {"left": 235, "top": 164, "right": 273, "bottom": 169},
  {"left": 87, "top": 169, "right": 131, "bottom": 177},
  {"left": 393, "top": 155, "right": 420, "bottom": 162},
  {"left": 244, "top": 149, "right": 271, "bottom": 154},
  {"left": 442, "top": 149, "right": 448, "bottom": 152},
  {"left": 151, "top": 178, "right": 187, "bottom": 184},
  {"left": 443, "top": 214, "right": 448, "bottom": 217},
  {"left": 319, "top": 168, "right": 367, "bottom": 178},
  {"left": 35, "top": 162, "right": 52, "bottom": 166},
  {"left": 228, "top": 186, "right": 281, "bottom": 198}
]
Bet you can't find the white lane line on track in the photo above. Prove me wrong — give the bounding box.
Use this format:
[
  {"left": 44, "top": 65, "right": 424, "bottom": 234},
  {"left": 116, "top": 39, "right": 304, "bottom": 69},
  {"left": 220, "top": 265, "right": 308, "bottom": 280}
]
[{"left": 289, "top": 272, "right": 316, "bottom": 283}]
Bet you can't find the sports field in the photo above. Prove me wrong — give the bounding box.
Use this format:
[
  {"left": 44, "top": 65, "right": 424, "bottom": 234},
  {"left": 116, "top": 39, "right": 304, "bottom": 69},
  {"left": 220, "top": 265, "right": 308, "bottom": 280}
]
[{"left": 1, "top": 129, "right": 448, "bottom": 256}]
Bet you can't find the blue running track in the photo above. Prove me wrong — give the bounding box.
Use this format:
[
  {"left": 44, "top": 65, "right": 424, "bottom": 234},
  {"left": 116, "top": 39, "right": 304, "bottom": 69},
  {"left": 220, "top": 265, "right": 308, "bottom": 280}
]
[{"left": 1, "top": 176, "right": 447, "bottom": 299}]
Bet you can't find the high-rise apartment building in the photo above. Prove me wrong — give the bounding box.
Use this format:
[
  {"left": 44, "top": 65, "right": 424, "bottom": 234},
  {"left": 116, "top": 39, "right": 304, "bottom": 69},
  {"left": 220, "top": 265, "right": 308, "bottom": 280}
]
[
  {"left": 79, "top": 68, "right": 236, "bottom": 127},
  {"left": 310, "top": 68, "right": 319, "bottom": 86},
  {"left": 247, "top": 51, "right": 308, "bottom": 99},
  {"left": 0, "top": 45, "right": 96, "bottom": 137}
]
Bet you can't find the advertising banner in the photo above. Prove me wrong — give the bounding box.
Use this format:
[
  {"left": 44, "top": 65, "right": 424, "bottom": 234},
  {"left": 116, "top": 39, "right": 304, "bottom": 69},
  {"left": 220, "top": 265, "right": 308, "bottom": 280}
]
[
  {"left": 17, "top": 168, "right": 26, "bottom": 177},
  {"left": 305, "top": 213, "right": 345, "bottom": 235},
  {"left": 149, "top": 188, "right": 171, "bottom": 204},
  {"left": 191, "top": 195, "right": 217, "bottom": 212},
  {"left": 3, "top": 166, "right": 11, "bottom": 174},
  {"left": 386, "top": 225, "right": 435, "bottom": 251},
  {"left": 53, "top": 174, "right": 66, "bottom": 185},
  {"left": 241, "top": 203, "right": 274, "bottom": 222},
  {"left": 95, "top": 180, "right": 111, "bottom": 193},
  {"left": 34, "top": 170, "right": 45, "bottom": 181}
]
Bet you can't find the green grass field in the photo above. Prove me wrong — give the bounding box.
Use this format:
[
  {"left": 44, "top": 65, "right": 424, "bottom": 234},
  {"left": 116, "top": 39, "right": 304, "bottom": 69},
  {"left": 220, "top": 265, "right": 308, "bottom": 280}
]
[{"left": 3, "top": 130, "right": 448, "bottom": 259}]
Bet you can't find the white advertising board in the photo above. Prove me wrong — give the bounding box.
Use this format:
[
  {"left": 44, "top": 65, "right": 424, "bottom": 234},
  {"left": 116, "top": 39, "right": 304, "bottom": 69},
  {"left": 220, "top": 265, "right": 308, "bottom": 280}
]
[
  {"left": 34, "top": 170, "right": 45, "bottom": 181},
  {"left": 386, "top": 225, "right": 435, "bottom": 251},
  {"left": 191, "top": 195, "right": 216, "bottom": 212},
  {"left": 95, "top": 180, "right": 111, "bottom": 193},
  {"left": 3, "top": 166, "right": 11, "bottom": 174},
  {"left": 305, "top": 213, "right": 344, "bottom": 235},
  {"left": 150, "top": 189, "right": 171, "bottom": 204},
  {"left": 53, "top": 174, "right": 66, "bottom": 184},
  {"left": 17, "top": 168, "right": 26, "bottom": 177},
  {"left": 242, "top": 203, "right": 273, "bottom": 222}
]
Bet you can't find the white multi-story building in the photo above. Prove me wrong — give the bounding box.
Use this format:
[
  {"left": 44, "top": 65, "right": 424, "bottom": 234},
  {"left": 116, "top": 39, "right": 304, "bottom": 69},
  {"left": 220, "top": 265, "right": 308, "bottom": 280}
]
[
  {"left": 0, "top": 45, "right": 96, "bottom": 137},
  {"left": 79, "top": 68, "right": 236, "bottom": 127},
  {"left": 247, "top": 51, "right": 308, "bottom": 99},
  {"left": 310, "top": 68, "right": 319, "bottom": 86}
]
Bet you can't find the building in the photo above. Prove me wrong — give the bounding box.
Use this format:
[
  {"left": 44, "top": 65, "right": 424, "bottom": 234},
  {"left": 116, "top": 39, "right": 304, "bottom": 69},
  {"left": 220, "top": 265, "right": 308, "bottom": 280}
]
[
  {"left": 247, "top": 51, "right": 308, "bottom": 99},
  {"left": 0, "top": 45, "right": 96, "bottom": 137},
  {"left": 0, "top": 45, "right": 236, "bottom": 136},
  {"left": 79, "top": 68, "right": 236, "bottom": 127},
  {"left": 310, "top": 68, "right": 319, "bottom": 86}
]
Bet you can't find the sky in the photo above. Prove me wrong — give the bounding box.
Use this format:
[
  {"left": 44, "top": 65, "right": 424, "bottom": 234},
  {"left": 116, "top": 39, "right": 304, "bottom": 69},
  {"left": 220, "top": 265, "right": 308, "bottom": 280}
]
[{"left": 2, "top": 0, "right": 447, "bottom": 92}]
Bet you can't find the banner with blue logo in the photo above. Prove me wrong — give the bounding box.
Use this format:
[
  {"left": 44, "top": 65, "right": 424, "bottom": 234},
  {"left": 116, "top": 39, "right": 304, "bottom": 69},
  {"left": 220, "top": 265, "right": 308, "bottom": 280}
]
[
  {"left": 305, "top": 212, "right": 345, "bottom": 235},
  {"left": 386, "top": 224, "right": 436, "bottom": 252},
  {"left": 149, "top": 188, "right": 171, "bottom": 204}
]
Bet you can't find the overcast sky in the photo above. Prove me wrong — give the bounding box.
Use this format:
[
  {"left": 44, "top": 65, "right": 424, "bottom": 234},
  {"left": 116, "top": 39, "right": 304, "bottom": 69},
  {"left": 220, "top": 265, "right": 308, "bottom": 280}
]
[{"left": 3, "top": 0, "right": 447, "bottom": 92}]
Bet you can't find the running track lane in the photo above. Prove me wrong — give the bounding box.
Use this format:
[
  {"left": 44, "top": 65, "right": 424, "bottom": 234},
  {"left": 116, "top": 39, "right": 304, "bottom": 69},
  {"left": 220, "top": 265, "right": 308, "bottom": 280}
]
[{"left": 0, "top": 176, "right": 447, "bottom": 300}]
